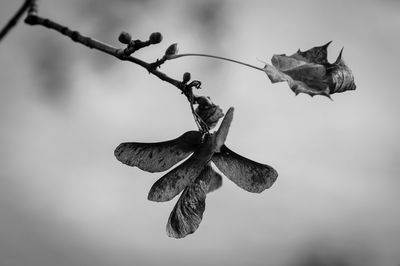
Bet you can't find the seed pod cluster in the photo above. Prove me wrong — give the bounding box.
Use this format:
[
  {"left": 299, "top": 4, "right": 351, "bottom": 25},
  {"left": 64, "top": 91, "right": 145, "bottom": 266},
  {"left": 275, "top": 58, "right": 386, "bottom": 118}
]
[{"left": 115, "top": 107, "right": 278, "bottom": 238}]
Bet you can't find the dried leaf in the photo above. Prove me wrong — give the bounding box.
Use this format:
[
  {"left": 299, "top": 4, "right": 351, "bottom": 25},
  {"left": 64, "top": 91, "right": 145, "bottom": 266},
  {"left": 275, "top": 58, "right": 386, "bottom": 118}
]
[
  {"left": 327, "top": 48, "right": 357, "bottom": 94},
  {"left": 195, "top": 96, "right": 224, "bottom": 130},
  {"left": 263, "top": 42, "right": 356, "bottom": 98},
  {"left": 114, "top": 131, "right": 202, "bottom": 173},
  {"left": 147, "top": 134, "right": 215, "bottom": 202},
  {"left": 293, "top": 41, "right": 331, "bottom": 64},
  {"left": 212, "top": 145, "right": 278, "bottom": 193},
  {"left": 166, "top": 163, "right": 221, "bottom": 238}
]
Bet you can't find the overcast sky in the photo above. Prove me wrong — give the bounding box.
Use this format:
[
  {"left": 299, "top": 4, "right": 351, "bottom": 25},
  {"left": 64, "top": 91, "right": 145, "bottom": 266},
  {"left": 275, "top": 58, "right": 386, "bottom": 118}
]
[{"left": 0, "top": 0, "right": 399, "bottom": 266}]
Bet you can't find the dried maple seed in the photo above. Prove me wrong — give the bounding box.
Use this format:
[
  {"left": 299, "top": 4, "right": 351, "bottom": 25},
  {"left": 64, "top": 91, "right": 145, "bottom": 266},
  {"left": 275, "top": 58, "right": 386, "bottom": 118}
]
[
  {"left": 114, "top": 107, "right": 278, "bottom": 238},
  {"left": 114, "top": 131, "right": 202, "bottom": 173},
  {"left": 166, "top": 163, "right": 222, "bottom": 238}
]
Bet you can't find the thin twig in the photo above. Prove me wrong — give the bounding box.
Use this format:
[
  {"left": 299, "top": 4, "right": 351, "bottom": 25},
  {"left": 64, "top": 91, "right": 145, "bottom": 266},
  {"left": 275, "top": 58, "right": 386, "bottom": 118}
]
[
  {"left": 24, "top": 15, "right": 183, "bottom": 90},
  {"left": 24, "top": 13, "right": 212, "bottom": 131},
  {"left": 0, "top": 0, "right": 35, "bottom": 42}
]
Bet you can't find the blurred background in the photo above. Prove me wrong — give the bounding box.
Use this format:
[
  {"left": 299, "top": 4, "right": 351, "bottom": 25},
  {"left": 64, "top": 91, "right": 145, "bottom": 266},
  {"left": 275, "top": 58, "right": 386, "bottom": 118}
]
[{"left": 0, "top": 0, "right": 399, "bottom": 265}]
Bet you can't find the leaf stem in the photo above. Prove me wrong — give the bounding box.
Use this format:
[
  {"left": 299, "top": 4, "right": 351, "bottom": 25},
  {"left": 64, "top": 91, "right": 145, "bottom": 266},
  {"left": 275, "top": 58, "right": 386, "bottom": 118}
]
[{"left": 170, "top": 53, "right": 265, "bottom": 72}]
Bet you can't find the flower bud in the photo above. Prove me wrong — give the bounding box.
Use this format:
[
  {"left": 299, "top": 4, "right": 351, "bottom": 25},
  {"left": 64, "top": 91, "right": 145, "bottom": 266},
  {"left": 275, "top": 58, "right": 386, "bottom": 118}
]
[
  {"left": 182, "top": 72, "right": 191, "bottom": 84},
  {"left": 149, "top": 32, "right": 163, "bottom": 44},
  {"left": 165, "top": 43, "right": 178, "bottom": 56},
  {"left": 118, "top": 31, "right": 132, "bottom": 44}
]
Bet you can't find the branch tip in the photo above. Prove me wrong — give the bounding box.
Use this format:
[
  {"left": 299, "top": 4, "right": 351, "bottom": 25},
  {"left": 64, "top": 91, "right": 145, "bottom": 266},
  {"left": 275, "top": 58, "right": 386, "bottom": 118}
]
[{"left": 19, "top": 10, "right": 213, "bottom": 131}]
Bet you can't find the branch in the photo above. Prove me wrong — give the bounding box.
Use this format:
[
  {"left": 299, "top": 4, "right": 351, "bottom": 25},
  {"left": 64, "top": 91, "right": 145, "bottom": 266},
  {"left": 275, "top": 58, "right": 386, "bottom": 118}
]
[
  {"left": 0, "top": 0, "right": 36, "bottom": 42},
  {"left": 24, "top": 15, "right": 182, "bottom": 90},
  {"left": 24, "top": 12, "right": 210, "bottom": 132}
]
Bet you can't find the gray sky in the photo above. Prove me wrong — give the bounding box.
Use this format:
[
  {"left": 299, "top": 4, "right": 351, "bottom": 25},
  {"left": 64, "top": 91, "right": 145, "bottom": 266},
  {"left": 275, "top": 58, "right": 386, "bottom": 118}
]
[{"left": 0, "top": 0, "right": 399, "bottom": 265}]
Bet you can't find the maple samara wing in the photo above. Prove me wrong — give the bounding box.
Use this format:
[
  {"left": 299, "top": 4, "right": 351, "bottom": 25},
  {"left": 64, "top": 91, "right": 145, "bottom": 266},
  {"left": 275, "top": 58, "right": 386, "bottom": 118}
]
[
  {"left": 114, "top": 131, "right": 202, "bottom": 173},
  {"left": 212, "top": 145, "right": 278, "bottom": 193}
]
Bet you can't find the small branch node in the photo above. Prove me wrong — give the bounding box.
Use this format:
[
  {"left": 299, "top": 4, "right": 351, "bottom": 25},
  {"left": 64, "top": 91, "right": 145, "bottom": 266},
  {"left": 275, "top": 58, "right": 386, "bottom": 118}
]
[
  {"left": 24, "top": 15, "right": 39, "bottom": 25},
  {"left": 71, "top": 31, "right": 80, "bottom": 42},
  {"left": 123, "top": 39, "right": 147, "bottom": 56},
  {"left": 148, "top": 56, "right": 167, "bottom": 70}
]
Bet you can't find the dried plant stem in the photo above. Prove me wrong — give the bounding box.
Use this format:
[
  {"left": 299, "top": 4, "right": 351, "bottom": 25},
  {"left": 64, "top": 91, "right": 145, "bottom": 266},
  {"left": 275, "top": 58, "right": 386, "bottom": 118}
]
[
  {"left": 171, "top": 53, "right": 265, "bottom": 72},
  {"left": 0, "top": 0, "right": 36, "bottom": 42}
]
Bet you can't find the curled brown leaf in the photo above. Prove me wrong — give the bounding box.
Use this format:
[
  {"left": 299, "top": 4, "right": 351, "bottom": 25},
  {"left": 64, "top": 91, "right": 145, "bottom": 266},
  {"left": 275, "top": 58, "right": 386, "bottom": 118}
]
[
  {"left": 195, "top": 96, "right": 224, "bottom": 130},
  {"left": 263, "top": 42, "right": 356, "bottom": 98}
]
